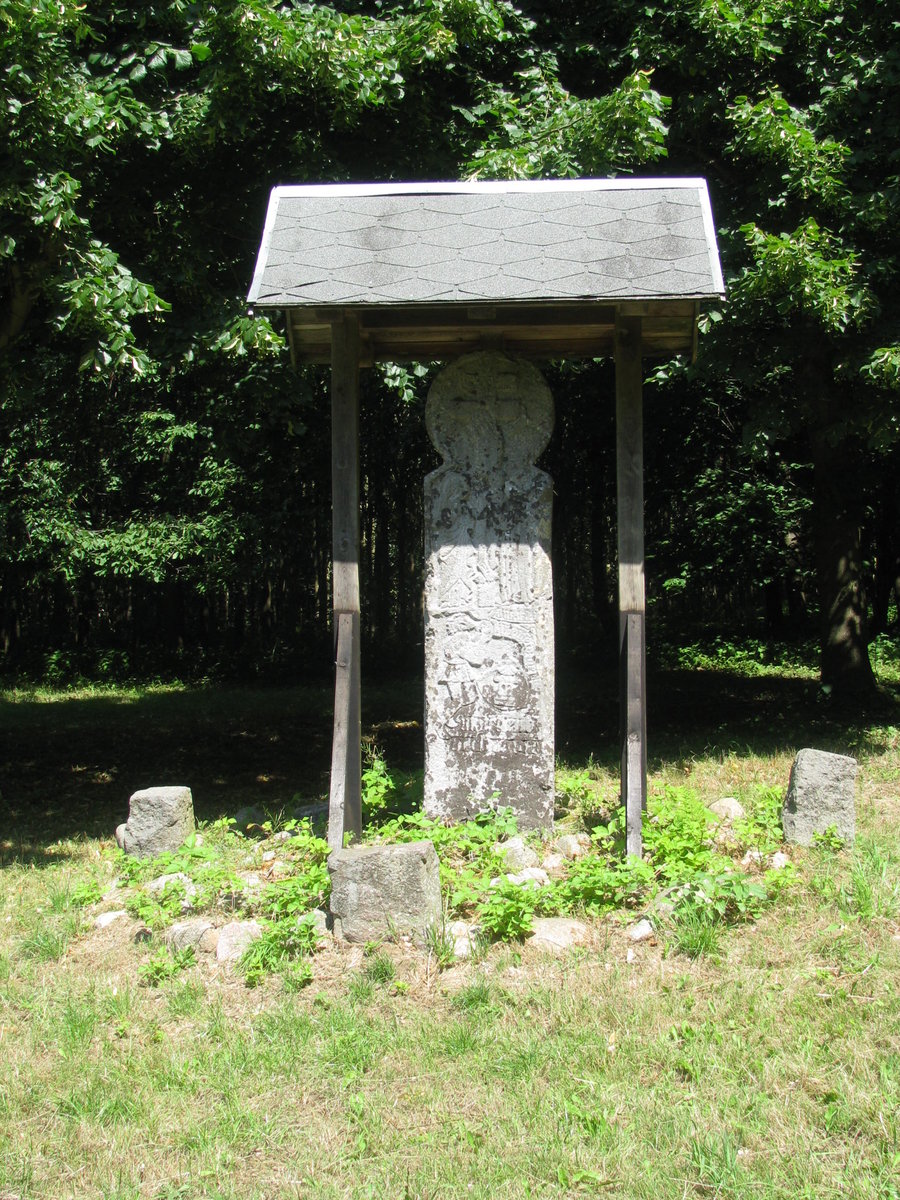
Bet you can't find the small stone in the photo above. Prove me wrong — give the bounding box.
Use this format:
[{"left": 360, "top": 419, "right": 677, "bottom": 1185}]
[
  {"left": 541, "top": 852, "right": 567, "bottom": 874},
  {"left": 261, "top": 850, "right": 276, "bottom": 863},
  {"left": 769, "top": 851, "right": 790, "bottom": 870},
  {"left": 741, "top": 850, "right": 764, "bottom": 867},
  {"left": 507, "top": 867, "right": 550, "bottom": 887},
  {"left": 94, "top": 909, "right": 128, "bottom": 929},
  {"left": 493, "top": 836, "right": 539, "bottom": 871},
  {"left": 272, "top": 831, "right": 293, "bottom": 843},
  {"left": 527, "top": 916, "right": 589, "bottom": 953},
  {"left": 234, "top": 805, "right": 266, "bottom": 832},
  {"left": 627, "top": 918, "right": 654, "bottom": 943},
  {"left": 555, "top": 834, "right": 588, "bottom": 860},
  {"left": 449, "top": 921, "right": 474, "bottom": 959},
  {"left": 626, "top": 947, "right": 637, "bottom": 964},
  {"left": 290, "top": 801, "right": 329, "bottom": 822},
  {"left": 165, "top": 918, "right": 217, "bottom": 954},
  {"left": 709, "top": 798, "right": 745, "bottom": 822},
  {"left": 216, "top": 920, "right": 263, "bottom": 962},
  {"left": 116, "top": 786, "right": 194, "bottom": 859},
  {"left": 782, "top": 748, "right": 857, "bottom": 846},
  {"left": 327, "top": 841, "right": 442, "bottom": 945}
]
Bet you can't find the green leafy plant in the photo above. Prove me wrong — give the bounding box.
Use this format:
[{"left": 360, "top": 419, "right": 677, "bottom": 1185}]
[
  {"left": 813, "top": 824, "right": 846, "bottom": 852},
  {"left": 138, "top": 946, "right": 195, "bottom": 987},
  {"left": 126, "top": 879, "right": 187, "bottom": 930},
  {"left": 361, "top": 743, "right": 396, "bottom": 819},
  {"left": 643, "top": 786, "right": 720, "bottom": 882},
  {"left": 734, "top": 786, "right": 784, "bottom": 854},
  {"left": 477, "top": 880, "right": 539, "bottom": 942},
  {"left": 238, "top": 914, "right": 321, "bottom": 988}
]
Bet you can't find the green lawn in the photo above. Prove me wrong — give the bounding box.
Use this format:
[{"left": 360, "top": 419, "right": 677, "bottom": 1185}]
[{"left": 0, "top": 669, "right": 898, "bottom": 1199}]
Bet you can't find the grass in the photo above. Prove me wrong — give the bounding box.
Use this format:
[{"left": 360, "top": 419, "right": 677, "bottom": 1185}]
[{"left": 1, "top": 662, "right": 899, "bottom": 1198}]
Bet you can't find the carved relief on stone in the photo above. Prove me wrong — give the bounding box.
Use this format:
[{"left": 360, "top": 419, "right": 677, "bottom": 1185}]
[{"left": 423, "top": 351, "right": 555, "bottom": 830}]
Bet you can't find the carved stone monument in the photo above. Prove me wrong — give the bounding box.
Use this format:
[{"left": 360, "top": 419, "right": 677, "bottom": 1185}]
[{"left": 423, "top": 351, "right": 555, "bottom": 829}]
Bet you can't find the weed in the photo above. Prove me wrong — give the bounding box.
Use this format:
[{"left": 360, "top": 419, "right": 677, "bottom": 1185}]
[
  {"left": 813, "top": 824, "right": 847, "bottom": 852},
  {"left": 361, "top": 742, "right": 396, "bottom": 819},
  {"left": 364, "top": 952, "right": 396, "bottom": 984},
  {"left": 238, "top": 913, "right": 321, "bottom": 987},
  {"left": 425, "top": 918, "right": 457, "bottom": 969},
  {"left": 477, "top": 879, "right": 538, "bottom": 941},
  {"left": 452, "top": 978, "right": 494, "bottom": 1011},
  {"left": 138, "top": 946, "right": 195, "bottom": 987},
  {"left": 734, "top": 784, "right": 784, "bottom": 853},
  {"left": 281, "top": 960, "right": 314, "bottom": 992},
  {"left": 643, "top": 785, "right": 721, "bottom": 882},
  {"left": 670, "top": 905, "right": 723, "bottom": 959}
]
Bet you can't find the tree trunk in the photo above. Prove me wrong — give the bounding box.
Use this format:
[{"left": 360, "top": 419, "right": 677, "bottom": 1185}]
[{"left": 811, "top": 428, "right": 877, "bottom": 699}]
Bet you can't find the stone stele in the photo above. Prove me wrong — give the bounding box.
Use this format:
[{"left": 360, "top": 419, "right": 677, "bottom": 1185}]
[
  {"left": 423, "top": 351, "right": 555, "bottom": 829},
  {"left": 328, "top": 841, "right": 442, "bottom": 944},
  {"left": 782, "top": 748, "right": 858, "bottom": 846},
  {"left": 115, "top": 785, "right": 195, "bottom": 859}
]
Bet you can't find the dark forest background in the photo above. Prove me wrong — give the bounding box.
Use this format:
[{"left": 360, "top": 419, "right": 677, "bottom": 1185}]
[{"left": 2, "top": 0, "right": 899, "bottom": 698}]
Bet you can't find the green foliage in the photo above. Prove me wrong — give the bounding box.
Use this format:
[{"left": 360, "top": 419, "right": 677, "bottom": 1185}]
[
  {"left": 361, "top": 743, "right": 396, "bottom": 820},
  {"left": 239, "top": 914, "right": 321, "bottom": 989},
  {"left": 476, "top": 879, "right": 539, "bottom": 941},
  {"left": 672, "top": 871, "right": 769, "bottom": 924},
  {"left": 138, "top": 946, "right": 195, "bottom": 987},
  {"left": 643, "top": 786, "right": 721, "bottom": 883},
  {"left": 813, "top": 825, "right": 847, "bottom": 853},
  {"left": 256, "top": 867, "right": 330, "bottom": 922},
  {"left": 734, "top": 786, "right": 785, "bottom": 854},
  {"left": 125, "top": 879, "right": 186, "bottom": 931}
]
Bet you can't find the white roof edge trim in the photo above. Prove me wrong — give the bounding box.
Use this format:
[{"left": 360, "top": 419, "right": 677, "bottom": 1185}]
[
  {"left": 696, "top": 180, "right": 726, "bottom": 297},
  {"left": 248, "top": 192, "right": 282, "bottom": 306},
  {"left": 268, "top": 177, "right": 711, "bottom": 199}
]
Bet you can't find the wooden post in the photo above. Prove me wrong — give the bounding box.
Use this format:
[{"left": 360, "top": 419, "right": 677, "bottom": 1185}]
[
  {"left": 327, "top": 312, "right": 362, "bottom": 851},
  {"left": 615, "top": 312, "right": 647, "bottom": 858}
]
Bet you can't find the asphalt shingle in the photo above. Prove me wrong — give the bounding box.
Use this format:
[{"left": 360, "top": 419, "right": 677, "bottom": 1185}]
[{"left": 248, "top": 179, "right": 725, "bottom": 308}]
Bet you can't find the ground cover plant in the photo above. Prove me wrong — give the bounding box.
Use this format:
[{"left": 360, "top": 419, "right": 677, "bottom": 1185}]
[{"left": 1, "top": 663, "right": 898, "bottom": 1198}]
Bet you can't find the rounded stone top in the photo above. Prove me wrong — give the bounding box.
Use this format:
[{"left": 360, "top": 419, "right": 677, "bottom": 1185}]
[{"left": 426, "top": 351, "right": 554, "bottom": 471}]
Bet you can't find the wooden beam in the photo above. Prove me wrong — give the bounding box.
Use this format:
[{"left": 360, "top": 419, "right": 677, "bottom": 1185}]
[
  {"left": 327, "top": 312, "right": 362, "bottom": 850},
  {"left": 615, "top": 313, "right": 647, "bottom": 858}
]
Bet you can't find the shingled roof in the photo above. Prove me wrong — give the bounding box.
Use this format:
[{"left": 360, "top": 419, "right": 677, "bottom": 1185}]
[{"left": 248, "top": 179, "right": 724, "bottom": 362}]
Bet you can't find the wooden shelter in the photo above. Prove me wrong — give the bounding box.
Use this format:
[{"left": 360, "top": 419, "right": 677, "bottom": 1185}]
[{"left": 248, "top": 178, "right": 725, "bottom": 854}]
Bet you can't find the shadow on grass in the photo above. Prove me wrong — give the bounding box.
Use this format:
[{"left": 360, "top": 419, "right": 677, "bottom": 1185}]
[{"left": 1, "top": 669, "right": 897, "bottom": 852}]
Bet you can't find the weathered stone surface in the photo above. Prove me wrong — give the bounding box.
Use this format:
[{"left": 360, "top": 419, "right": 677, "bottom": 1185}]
[
  {"left": 493, "top": 836, "right": 539, "bottom": 871},
  {"left": 94, "top": 909, "right": 128, "bottom": 930},
  {"left": 555, "top": 833, "right": 589, "bottom": 860},
  {"left": 423, "top": 352, "right": 555, "bottom": 830},
  {"left": 503, "top": 867, "right": 550, "bottom": 888},
  {"left": 782, "top": 748, "right": 857, "bottom": 846},
  {"left": 709, "top": 797, "right": 745, "bottom": 822},
  {"left": 527, "top": 917, "right": 589, "bottom": 953},
  {"left": 449, "top": 919, "right": 477, "bottom": 959},
  {"left": 627, "top": 918, "right": 654, "bottom": 943},
  {"left": 328, "top": 841, "right": 442, "bottom": 944},
  {"left": 166, "top": 918, "right": 218, "bottom": 955},
  {"left": 541, "top": 852, "right": 566, "bottom": 874},
  {"left": 216, "top": 919, "right": 263, "bottom": 962},
  {"left": 117, "top": 786, "right": 194, "bottom": 859},
  {"left": 769, "top": 850, "right": 790, "bottom": 870}
]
